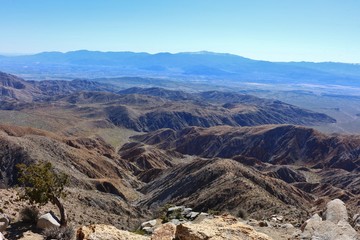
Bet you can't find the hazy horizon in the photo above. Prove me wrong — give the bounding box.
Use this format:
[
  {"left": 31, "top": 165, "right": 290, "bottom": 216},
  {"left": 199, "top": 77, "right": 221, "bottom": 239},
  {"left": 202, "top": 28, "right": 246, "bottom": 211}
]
[
  {"left": 1, "top": 0, "right": 360, "bottom": 63},
  {"left": 1, "top": 49, "right": 360, "bottom": 64}
]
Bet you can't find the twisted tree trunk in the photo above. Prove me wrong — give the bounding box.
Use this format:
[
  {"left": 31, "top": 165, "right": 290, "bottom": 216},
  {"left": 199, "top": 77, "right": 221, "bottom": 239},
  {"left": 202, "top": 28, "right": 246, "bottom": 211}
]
[{"left": 52, "top": 197, "right": 67, "bottom": 227}]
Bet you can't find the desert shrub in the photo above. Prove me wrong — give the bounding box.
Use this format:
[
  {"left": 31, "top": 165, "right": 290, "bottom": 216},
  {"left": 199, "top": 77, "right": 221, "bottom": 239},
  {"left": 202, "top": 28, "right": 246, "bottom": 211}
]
[
  {"left": 170, "top": 208, "right": 183, "bottom": 220},
  {"left": 19, "top": 206, "right": 39, "bottom": 224},
  {"left": 207, "top": 209, "right": 220, "bottom": 215},
  {"left": 160, "top": 215, "right": 169, "bottom": 223},
  {"left": 17, "top": 162, "right": 69, "bottom": 226},
  {"left": 237, "top": 209, "right": 248, "bottom": 220},
  {"left": 43, "top": 226, "right": 74, "bottom": 240},
  {"left": 132, "top": 229, "right": 146, "bottom": 235},
  {"left": 156, "top": 204, "right": 174, "bottom": 223}
]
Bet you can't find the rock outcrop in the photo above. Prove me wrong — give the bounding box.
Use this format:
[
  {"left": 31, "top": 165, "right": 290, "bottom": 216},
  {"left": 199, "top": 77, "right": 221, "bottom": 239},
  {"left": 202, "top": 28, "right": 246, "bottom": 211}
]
[
  {"left": 77, "top": 224, "right": 149, "bottom": 240},
  {"left": 175, "top": 214, "right": 273, "bottom": 240},
  {"left": 324, "top": 198, "right": 349, "bottom": 223},
  {"left": 300, "top": 199, "right": 359, "bottom": 240},
  {"left": 77, "top": 215, "right": 274, "bottom": 240},
  {"left": 150, "top": 223, "right": 176, "bottom": 240},
  {"left": 134, "top": 125, "right": 360, "bottom": 171}
]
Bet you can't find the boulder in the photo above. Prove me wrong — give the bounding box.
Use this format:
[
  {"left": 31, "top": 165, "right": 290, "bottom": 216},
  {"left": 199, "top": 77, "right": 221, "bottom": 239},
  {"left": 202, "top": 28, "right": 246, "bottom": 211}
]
[
  {"left": 246, "top": 219, "right": 259, "bottom": 227},
  {"left": 300, "top": 200, "right": 360, "bottom": 240},
  {"left": 186, "top": 211, "right": 199, "bottom": 219},
  {"left": 324, "top": 199, "right": 348, "bottom": 224},
  {"left": 182, "top": 208, "right": 192, "bottom": 215},
  {"left": 0, "top": 214, "right": 9, "bottom": 232},
  {"left": 281, "top": 223, "right": 294, "bottom": 229},
  {"left": 36, "top": 213, "right": 60, "bottom": 229},
  {"left": 175, "top": 214, "right": 273, "bottom": 240},
  {"left": 170, "top": 219, "right": 181, "bottom": 225},
  {"left": 193, "top": 212, "right": 209, "bottom": 223},
  {"left": 18, "top": 230, "right": 43, "bottom": 240},
  {"left": 142, "top": 226, "right": 153, "bottom": 234},
  {"left": 141, "top": 219, "right": 157, "bottom": 228},
  {"left": 302, "top": 220, "right": 357, "bottom": 240},
  {"left": 151, "top": 223, "right": 176, "bottom": 240},
  {"left": 77, "top": 224, "right": 150, "bottom": 240}
]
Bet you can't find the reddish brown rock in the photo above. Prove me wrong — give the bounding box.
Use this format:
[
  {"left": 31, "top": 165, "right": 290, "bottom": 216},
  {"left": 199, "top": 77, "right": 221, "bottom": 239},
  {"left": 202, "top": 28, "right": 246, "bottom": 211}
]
[
  {"left": 175, "top": 215, "right": 273, "bottom": 240},
  {"left": 77, "top": 224, "right": 149, "bottom": 240},
  {"left": 151, "top": 223, "right": 176, "bottom": 240}
]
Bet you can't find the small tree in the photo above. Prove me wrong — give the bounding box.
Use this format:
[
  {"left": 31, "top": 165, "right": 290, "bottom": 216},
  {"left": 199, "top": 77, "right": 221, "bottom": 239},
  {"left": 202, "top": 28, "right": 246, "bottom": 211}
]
[{"left": 17, "top": 162, "right": 69, "bottom": 227}]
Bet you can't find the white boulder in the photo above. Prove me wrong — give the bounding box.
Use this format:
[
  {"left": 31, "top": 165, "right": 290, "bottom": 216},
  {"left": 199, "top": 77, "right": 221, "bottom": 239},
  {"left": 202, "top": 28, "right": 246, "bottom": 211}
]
[{"left": 36, "top": 213, "right": 60, "bottom": 229}]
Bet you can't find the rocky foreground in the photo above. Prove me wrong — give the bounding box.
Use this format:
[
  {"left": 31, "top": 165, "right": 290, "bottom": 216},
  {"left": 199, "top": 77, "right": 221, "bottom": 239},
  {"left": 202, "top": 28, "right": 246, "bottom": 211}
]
[
  {"left": 1, "top": 198, "right": 359, "bottom": 240},
  {"left": 77, "top": 198, "right": 360, "bottom": 240},
  {"left": 77, "top": 215, "right": 273, "bottom": 240}
]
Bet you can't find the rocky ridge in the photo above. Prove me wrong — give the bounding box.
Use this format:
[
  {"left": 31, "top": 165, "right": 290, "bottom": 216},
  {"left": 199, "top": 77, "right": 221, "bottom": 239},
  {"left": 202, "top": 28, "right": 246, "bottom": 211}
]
[{"left": 133, "top": 125, "right": 360, "bottom": 171}]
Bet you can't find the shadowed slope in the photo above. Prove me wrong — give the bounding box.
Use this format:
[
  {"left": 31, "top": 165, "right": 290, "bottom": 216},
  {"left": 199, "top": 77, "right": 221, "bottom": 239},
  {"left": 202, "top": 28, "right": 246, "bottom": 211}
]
[
  {"left": 0, "top": 124, "right": 140, "bottom": 200},
  {"left": 133, "top": 125, "right": 360, "bottom": 171},
  {"left": 140, "top": 158, "right": 313, "bottom": 223}
]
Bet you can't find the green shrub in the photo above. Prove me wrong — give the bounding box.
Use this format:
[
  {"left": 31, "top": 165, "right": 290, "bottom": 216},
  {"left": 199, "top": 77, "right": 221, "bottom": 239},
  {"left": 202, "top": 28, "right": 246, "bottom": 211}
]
[
  {"left": 43, "top": 226, "right": 74, "bottom": 240},
  {"left": 19, "top": 206, "right": 39, "bottom": 224},
  {"left": 170, "top": 208, "right": 183, "bottom": 220},
  {"left": 157, "top": 203, "right": 174, "bottom": 223},
  {"left": 207, "top": 209, "right": 220, "bottom": 215},
  {"left": 17, "top": 162, "right": 69, "bottom": 226},
  {"left": 237, "top": 209, "right": 248, "bottom": 220},
  {"left": 132, "top": 229, "right": 146, "bottom": 235}
]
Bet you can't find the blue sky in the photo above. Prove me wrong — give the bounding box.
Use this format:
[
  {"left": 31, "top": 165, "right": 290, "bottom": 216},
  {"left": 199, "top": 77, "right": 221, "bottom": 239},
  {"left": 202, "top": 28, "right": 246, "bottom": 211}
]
[{"left": 1, "top": 0, "right": 360, "bottom": 62}]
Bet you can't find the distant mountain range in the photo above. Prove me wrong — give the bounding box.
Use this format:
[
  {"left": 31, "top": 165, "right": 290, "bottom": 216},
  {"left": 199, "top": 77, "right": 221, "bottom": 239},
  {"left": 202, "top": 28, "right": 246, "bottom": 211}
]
[
  {"left": 1, "top": 50, "right": 360, "bottom": 86},
  {"left": 0, "top": 72, "right": 336, "bottom": 128}
]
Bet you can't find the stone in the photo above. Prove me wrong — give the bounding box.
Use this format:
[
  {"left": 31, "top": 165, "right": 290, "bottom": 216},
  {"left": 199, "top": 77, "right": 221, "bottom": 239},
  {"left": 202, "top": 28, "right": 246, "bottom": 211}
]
[
  {"left": 175, "top": 215, "right": 273, "bottom": 240},
  {"left": 325, "top": 199, "right": 348, "bottom": 224},
  {"left": 246, "top": 219, "right": 259, "bottom": 227},
  {"left": 151, "top": 223, "right": 176, "bottom": 240},
  {"left": 77, "top": 224, "right": 150, "bottom": 240},
  {"left": 18, "top": 230, "right": 43, "bottom": 240},
  {"left": 192, "top": 212, "right": 210, "bottom": 223},
  {"left": 170, "top": 219, "right": 181, "bottom": 225},
  {"left": 141, "top": 219, "right": 157, "bottom": 228},
  {"left": 305, "top": 220, "right": 356, "bottom": 240},
  {"left": 300, "top": 203, "right": 359, "bottom": 240},
  {"left": 142, "top": 226, "right": 154, "bottom": 234},
  {"left": 36, "top": 213, "right": 60, "bottom": 229},
  {"left": 186, "top": 211, "right": 199, "bottom": 219},
  {"left": 281, "top": 223, "right": 294, "bottom": 229},
  {"left": 182, "top": 208, "right": 192, "bottom": 215},
  {"left": 0, "top": 214, "right": 9, "bottom": 232}
]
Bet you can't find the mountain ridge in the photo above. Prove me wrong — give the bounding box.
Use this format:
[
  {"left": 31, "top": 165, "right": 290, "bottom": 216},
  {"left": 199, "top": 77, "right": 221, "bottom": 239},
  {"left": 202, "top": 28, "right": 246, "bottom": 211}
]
[
  {"left": 133, "top": 124, "right": 360, "bottom": 171},
  {"left": 2, "top": 50, "right": 360, "bottom": 86}
]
